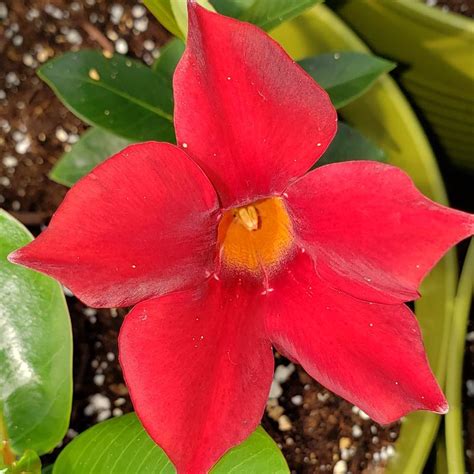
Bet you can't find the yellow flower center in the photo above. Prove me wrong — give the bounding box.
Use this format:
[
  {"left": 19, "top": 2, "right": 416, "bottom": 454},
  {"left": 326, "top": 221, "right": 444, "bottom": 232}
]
[{"left": 217, "top": 197, "right": 294, "bottom": 276}]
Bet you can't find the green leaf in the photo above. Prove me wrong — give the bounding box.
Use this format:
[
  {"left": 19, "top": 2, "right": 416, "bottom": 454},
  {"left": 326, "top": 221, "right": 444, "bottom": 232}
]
[
  {"left": 171, "top": 0, "right": 216, "bottom": 37},
  {"left": 143, "top": 0, "right": 184, "bottom": 39},
  {"left": 299, "top": 52, "right": 395, "bottom": 109},
  {"left": 240, "top": 0, "right": 323, "bottom": 31},
  {"left": 315, "top": 122, "right": 387, "bottom": 168},
  {"left": 0, "top": 210, "right": 72, "bottom": 455},
  {"left": 53, "top": 413, "right": 289, "bottom": 473},
  {"left": 1, "top": 450, "right": 41, "bottom": 474},
  {"left": 38, "top": 50, "right": 175, "bottom": 142},
  {"left": 145, "top": 0, "right": 215, "bottom": 39},
  {"left": 210, "top": 0, "right": 254, "bottom": 18},
  {"left": 152, "top": 38, "right": 185, "bottom": 78},
  {"left": 50, "top": 128, "right": 133, "bottom": 187},
  {"left": 444, "top": 240, "right": 474, "bottom": 474}
]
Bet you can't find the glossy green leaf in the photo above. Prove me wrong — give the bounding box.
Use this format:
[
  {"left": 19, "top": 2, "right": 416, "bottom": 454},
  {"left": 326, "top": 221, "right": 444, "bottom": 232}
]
[
  {"left": 145, "top": 0, "right": 214, "bottom": 39},
  {"left": 0, "top": 210, "right": 72, "bottom": 455},
  {"left": 171, "top": 0, "right": 216, "bottom": 37},
  {"left": 240, "top": 0, "right": 323, "bottom": 31},
  {"left": 38, "top": 50, "right": 175, "bottom": 142},
  {"left": 152, "top": 38, "right": 185, "bottom": 78},
  {"left": 210, "top": 0, "right": 254, "bottom": 18},
  {"left": 143, "top": 0, "right": 184, "bottom": 39},
  {"left": 315, "top": 122, "right": 386, "bottom": 168},
  {"left": 1, "top": 450, "right": 41, "bottom": 474},
  {"left": 445, "top": 240, "right": 474, "bottom": 474},
  {"left": 50, "top": 128, "right": 133, "bottom": 187},
  {"left": 299, "top": 52, "right": 395, "bottom": 109},
  {"left": 53, "top": 413, "right": 289, "bottom": 474}
]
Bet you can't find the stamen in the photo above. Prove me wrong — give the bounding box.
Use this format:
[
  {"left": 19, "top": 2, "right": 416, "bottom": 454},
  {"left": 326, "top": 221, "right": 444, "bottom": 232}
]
[{"left": 236, "top": 205, "right": 259, "bottom": 231}]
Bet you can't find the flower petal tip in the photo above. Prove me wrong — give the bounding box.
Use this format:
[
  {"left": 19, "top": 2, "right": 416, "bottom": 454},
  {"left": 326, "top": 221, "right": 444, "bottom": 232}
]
[
  {"left": 435, "top": 401, "right": 449, "bottom": 415},
  {"left": 7, "top": 248, "right": 24, "bottom": 265}
]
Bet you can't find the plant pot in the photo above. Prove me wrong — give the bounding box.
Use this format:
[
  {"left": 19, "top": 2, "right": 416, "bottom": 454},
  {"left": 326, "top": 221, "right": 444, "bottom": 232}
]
[
  {"left": 330, "top": 0, "right": 474, "bottom": 170},
  {"left": 272, "top": 4, "right": 458, "bottom": 473}
]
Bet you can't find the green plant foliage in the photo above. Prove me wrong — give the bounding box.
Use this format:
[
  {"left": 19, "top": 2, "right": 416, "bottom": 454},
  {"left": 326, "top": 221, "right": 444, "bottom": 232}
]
[
  {"left": 0, "top": 210, "right": 72, "bottom": 456},
  {"left": 210, "top": 0, "right": 254, "bottom": 18},
  {"left": 38, "top": 50, "right": 175, "bottom": 142},
  {"left": 315, "top": 122, "right": 387, "bottom": 168},
  {"left": 239, "top": 0, "right": 323, "bottom": 31},
  {"left": 145, "top": 0, "right": 322, "bottom": 36},
  {"left": 171, "top": 0, "right": 216, "bottom": 37},
  {"left": 144, "top": 0, "right": 214, "bottom": 39},
  {"left": 152, "top": 39, "right": 185, "bottom": 78},
  {"left": 444, "top": 240, "right": 474, "bottom": 474},
  {"left": 143, "top": 0, "right": 184, "bottom": 39},
  {"left": 299, "top": 52, "right": 395, "bottom": 109},
  {"left": 52, "top": 414, "right": 289, "bottom": 474},
  {"left": 50, "top": 128, "right": 133, "bottom": 187},
  {"left": 1, "top": 449, "right": 41, "bottom": 474}
]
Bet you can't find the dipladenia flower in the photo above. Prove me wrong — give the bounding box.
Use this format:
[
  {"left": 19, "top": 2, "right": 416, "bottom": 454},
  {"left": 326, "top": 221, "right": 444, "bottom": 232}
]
[{"left": 9, "top": 4, "right": 474, "bottom": 473}]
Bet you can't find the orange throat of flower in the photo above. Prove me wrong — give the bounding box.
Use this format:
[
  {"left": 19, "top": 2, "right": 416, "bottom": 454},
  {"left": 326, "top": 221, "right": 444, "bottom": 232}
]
[{"left": 217, "top": 197, "right": 294, "bottom": 278}]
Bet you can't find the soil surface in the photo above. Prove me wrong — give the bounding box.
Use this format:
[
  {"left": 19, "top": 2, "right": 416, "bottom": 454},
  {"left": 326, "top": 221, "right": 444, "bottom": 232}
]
[
  {"left": 424, "top": 0, "right": 474, "bottom": 17},
  {"left": 1, "top": 1, "right": 472, "bottom": 473}
]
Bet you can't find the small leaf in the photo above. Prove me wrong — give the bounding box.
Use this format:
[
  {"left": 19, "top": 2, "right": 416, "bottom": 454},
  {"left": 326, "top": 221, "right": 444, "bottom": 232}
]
[
  {"left": 143, "top": 0, "right": 184, "bottom": 39},
  {"left": 3, "top": 450, "right": 41, "bottom": 474},
  {"left": 171, "top": 0, "right": 216, "bottom": 37},
  {"left": 38, "top": 50, "right": 175, "bottom": 142},
  {"left": 210, "top": 0, "right": 254, "bottom": 18},
  {"left": 299, "top": 52, "right": 395, "bottom": 108},
  {"left": 50, "top": 128, "right": 133, "bottom": 187},
  {"left": 0, "top": 210, "right": 72, "bottom": 455},
  {"left": 315, "top": 122, "right": 387, "bottom": 168},
  {"left": 240, "top": 0, "right": 323, "bottom": 31},
  {"left": 53, "top": 413, "right": 289, "bottom": 473},
  {"left": 152, "top": 38, "right": 185, "bottom": 78}
]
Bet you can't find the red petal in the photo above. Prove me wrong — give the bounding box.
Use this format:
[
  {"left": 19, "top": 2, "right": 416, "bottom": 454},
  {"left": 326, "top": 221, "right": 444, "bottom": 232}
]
[
  {"left": 265, "top": 252, "right": 448, "bottom": 424},
  {"left": 173, "top": 4, "right": 337, "bottom": 208},
  {"left": 9, "top": 142, "right": 219, "bottom": 308},
  {"left": 119, "top": 278, "right": 274, "bottom": 473},
  {"left": 285, "top": 162, "right": 474, "bottom": 304}
]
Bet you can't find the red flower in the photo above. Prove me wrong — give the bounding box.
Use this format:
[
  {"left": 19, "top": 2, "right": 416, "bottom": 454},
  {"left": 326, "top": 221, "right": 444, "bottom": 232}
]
[{"left": 10, "top": 4, "right": 474, "bottom": 473}]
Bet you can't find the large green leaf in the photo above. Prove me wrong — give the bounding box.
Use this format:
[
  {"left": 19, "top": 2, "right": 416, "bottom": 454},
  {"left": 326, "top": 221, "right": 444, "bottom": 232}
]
[
  {"left": 50, "top": 128, "right": 133, "bottom": 187},
  {"left": 38, "top": 50, "right": 175, "bottom": 142},
  {"left": 53, "top": 413, "right": 289, "bottom": 473},
  {"left": 51, "top": 37, "right": 187, "bottom": 189},
  {"left": 299, "top": 52, "right": 395, "bottom": 109},
  {"left": 240, "top": 0, "right": 323, "bottom": 31},
  {"left": 152, "top": 39, "right": 185, "bottom": 78},
  {"left": 0, "top": 210, "right": 72, "bottom": 456},
  {"left": 315, "top": 121, "right": 386, "bottom": 168},
  {"left": 444, "top": 240, "right": 474, "bottom": 474}
]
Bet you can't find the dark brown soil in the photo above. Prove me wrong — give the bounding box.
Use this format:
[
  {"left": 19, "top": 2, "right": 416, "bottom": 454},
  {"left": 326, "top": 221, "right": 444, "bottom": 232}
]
[
  {"left": 5, "top": 1, "right": 472, "bottom": 473},
  {"left": 424, "top": 0, "right": 474, "bottom": 17}
]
